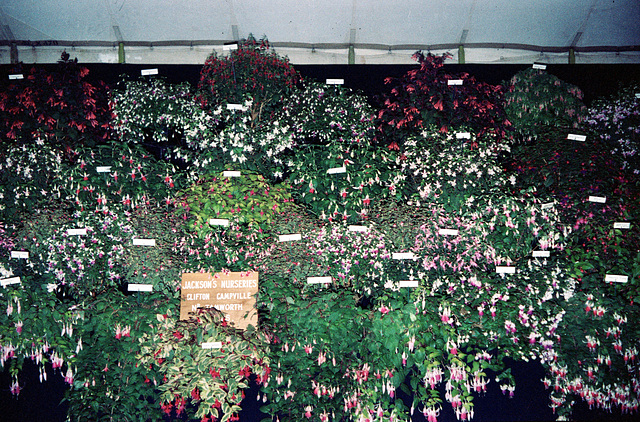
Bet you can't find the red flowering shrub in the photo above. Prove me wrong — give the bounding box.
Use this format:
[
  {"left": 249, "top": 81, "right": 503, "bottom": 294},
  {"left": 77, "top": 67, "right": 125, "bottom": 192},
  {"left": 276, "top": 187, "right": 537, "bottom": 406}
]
[
  {"left": 0, "top": 51, "right": 111, "bottom": 155},
  {"left": 377, "top": 52, "right": 510, "bottom": 148},
  {"left": 196, "top": 35, "right": 300, "bottom": 125}
]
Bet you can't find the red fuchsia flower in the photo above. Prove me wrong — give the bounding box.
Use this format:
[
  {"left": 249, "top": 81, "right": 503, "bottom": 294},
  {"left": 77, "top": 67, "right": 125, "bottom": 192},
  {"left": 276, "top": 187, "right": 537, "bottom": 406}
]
[
  {"left": 379, "top": 305, "right": 390, "bottom": 315},
  {"left": 209, "top": 368, "right": 220, "bottom": 379},
  {"left": 304, "top": 344, "right": 313, "bottom": 354},
  {"left": 15, "top": 321, "right": 23, "bottom": 334}
]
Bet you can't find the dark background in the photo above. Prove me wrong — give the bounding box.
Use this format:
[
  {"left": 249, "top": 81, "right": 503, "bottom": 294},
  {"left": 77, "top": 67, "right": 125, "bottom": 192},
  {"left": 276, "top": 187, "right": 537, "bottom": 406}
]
[{"left": 1, "top": 61, "right": 640, "bottom": 421}]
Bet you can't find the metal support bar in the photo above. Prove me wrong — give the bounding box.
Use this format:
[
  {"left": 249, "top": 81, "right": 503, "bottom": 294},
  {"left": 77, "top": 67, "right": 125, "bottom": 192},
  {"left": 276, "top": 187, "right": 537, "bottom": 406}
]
[
  {"left": 10, "top": 42, "right": 18, "bottom": 63},
  {"left": 458, "top": 45, "right": 465, "bottom": 64},
  {"left": 569, "top": 48, "right": 575, "bottom": 64},
  {"left": 118, "top": 42, "right": 125, "bottom": 63}
]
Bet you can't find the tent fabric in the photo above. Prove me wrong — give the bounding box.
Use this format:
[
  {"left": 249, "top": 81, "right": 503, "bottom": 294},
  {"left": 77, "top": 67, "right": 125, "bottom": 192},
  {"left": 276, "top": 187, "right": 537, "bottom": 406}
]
[{"left": 1, "top": 0, "right": 639, "bottom": 64}]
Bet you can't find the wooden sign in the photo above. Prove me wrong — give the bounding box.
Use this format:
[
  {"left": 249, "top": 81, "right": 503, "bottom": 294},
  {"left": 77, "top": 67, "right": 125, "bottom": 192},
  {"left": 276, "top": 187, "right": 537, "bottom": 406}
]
[{"left": 180, "top": 271, "right": 258, "bottom": 329}]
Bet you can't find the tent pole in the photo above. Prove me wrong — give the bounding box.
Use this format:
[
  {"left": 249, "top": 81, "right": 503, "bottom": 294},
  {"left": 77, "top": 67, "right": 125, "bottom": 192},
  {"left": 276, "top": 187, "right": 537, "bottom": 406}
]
[
  {"left": 568, "top": 48, "right": 575, "bottom": 64},
  {"left": 118, "top": 42, "right": 125, "bottom": 64},
  {"left": 458, "top": 45, "right": 465, "bottom": 64}
]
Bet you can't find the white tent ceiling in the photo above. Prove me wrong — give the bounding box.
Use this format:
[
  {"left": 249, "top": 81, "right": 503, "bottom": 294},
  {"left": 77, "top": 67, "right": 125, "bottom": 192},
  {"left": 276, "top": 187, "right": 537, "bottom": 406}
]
[{"left": 1, "top": 0, "right": 639, "bottom": 65}]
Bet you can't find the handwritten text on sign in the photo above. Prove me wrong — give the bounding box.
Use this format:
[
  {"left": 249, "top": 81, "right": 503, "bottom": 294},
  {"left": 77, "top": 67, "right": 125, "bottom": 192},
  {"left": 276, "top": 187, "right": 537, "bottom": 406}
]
[{"left": 180, "top": 272, "right": 258, "bottom": 329}]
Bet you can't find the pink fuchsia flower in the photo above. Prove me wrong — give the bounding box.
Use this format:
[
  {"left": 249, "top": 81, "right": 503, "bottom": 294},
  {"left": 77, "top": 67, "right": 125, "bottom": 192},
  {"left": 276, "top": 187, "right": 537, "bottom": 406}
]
[
  {"left": 379, "top": 305, "right": 390, "bottom": 315},
  {"left": 15, "top": 320, "right": 23, "bottom": 334},
  {"left": 10, "top": 380, "right": 21, "bottom": 396},
  {"left": 304, "top": 405, "right": 313, "bottom": 418}
]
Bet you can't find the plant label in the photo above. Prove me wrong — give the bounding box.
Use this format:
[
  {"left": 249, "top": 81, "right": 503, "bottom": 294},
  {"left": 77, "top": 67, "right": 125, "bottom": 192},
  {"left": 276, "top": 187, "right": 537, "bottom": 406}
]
[
  {"left": 10, "top": 251, "right": 29, "bottom": 259},
  {"left": 613, "top": 222, "right": 630, "bottom": 229},
  {"left": 588, "top": 196, "right": 606, "bottom": 203},
  {"left": 605, "top": 274, "right": 628, "bottom": 283},
  {"left": 67, "top": 228, "right": 87, "bottom": 236},
  {"left": 532, "top": 63, "right": 547, "bottom": 70},
  {"left": 327, "top": 166, "right": 346, "bottom": 174},
  {"left": 567, "top": 134, "right": 587, "bottom": 142},
  {"left": 326, "top": 79, "right": 344, "bottom": 85},
  {"left": 348, "top": 225, "right": 368, "bottom": 232},
  {"left": 202, "top": 342, "right": 223, "bottom": 349},
  {"left": 223, "top": 170, "right": 241, "bottom": 177},
  {"left": 455, "top": 132, "right": 471, "bottom": 139},
  {"left": 532, "top": 251, "right": 550, "bottom": 257},
  {"left": 141, "top": 68, "right": 159, "bottom": 76},
  {"left": 181, "top": 271, "right": 258, "bottom": 330},
  {"left": 496, "top": 266, "right": 515, "bottom": 274},
  {"left": 1, "top": 277, "right": 21, "bottom": 288},
  {"left": 307, "top": 276, "right": 332, "bottom": 284},
  {"left": 439, "top": 229, "right": 459, "bottom": 236},
  {"left": 223, "top": 42, "right": 238, "bottom": 51},
  {"left": 636, "top": 93, "right": 640, "bottom": 98},
  {"left": 541, "top": 202, "right": 554, "bottom": 210},
  {"left": 209, "top": 218, "right": 230, "bottom": 226},
  {"left": 133, "top": 238, "right": 156, "bottom": 246},
  {"left": 96, "top": 166, "right": 112, "bottom": 173},
  {"left": 128, "top": 283, "right": 153, "bottom": 292},
  {"left": 398, "top": 280, "right": 419, "bottom": 287},
  {"left": 278, "top": 234, "right": 302, "bottom": 242},
  {"left": 226, "top": 104, "right": 246, "bottom": 111},
  {"left": 9, "top": 74, "right": 24, "bottom": 80},
  {"left": 448, "top": 79, "right": 463, "bottom": 86},
  {"left": 392, "top": 252, "right": 415, "bottom": 260}
]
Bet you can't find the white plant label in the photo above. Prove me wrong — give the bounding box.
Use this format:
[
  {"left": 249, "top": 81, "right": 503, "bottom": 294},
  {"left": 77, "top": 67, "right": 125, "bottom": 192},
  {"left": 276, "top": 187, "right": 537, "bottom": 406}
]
[
  {"left": 613, "top": 222, "right": 631, "bottom": 229},
  {"left": 202, "top": 341, "right": 223, "bottom": 349},
  {"left": 567, "top": 134, "right": 587, "bottom": 142},
  {"left": 326, "top": 79, "right": 344, "bottom": 85},
  {"left": 439, "top": 229, "right": 459, "bottom": 236},
  {"left": 456, "top": 132, "right": 471, "bottom": 139},
  {"left": 532, "top": 251, "right": 550, "bottom": 258},
  {"left": 223, "top": 43, "right": 238, "bottom": 51},
  {"left": 133, "top": 238, "right": 156, "bottom": 246},
  {"left": 1, "top": 277, "right": 21, "bottom": 287},
  {"left": 10, "top": 251, "right": 29, "bottom": 259},
  {"left": 348, "top": 225, "right": 368, "bottom": 232},
  {"left": 9, "top": 74, "right": 24, "bottom": 80},
  {"left": 605, "top": 274, "right": 628, "bottom": 283},
  {"left": 392, "top": 252, "right": 415, "bottom": 260},
  {"left": 226, "top": 104, "right": 246, "bottom": 111},
  {"left": 141, "top": 68, "right": 158, "bottom": 76},
  {"left": 588, "top": 196, "right": 606, "bottom": 203},
  {"left": 307, "top": 276, "right": 332, "bottom": 284},
  {"left": 447, "top": 79, "right": 463, "bottom": 86},
  {"left": 541, "top": 202, "right": 554, "bottom": 210},
  {"left": 532, "top": 63, "right": 547, "bottom": 70},
  {"left": 635, "top": 93, "right": 640, "bottom": 98},
  {"left": 398, "top": 280, "right": 419, "bottom": 288},
  {"left": 223, "top": 170, "right": 241, "bottom": 177},
  {"left": 96, "top": 166, "right": 112, "bottom": 173},
  {"left": 67, "top": 228, "right": 87, "bottom": 236},
  {"left": 278, "top": 234, "right": 302, "bottom": 242},
  {"left": 327, "top": 166, "right": 347, "bottom": 174},
  {"left": 496, "top": 266, "right": 516, "bottom": 274},
  {"left": 128, "top": 283, "right": 153, "bottom": 292},
  {"left": 209, "top": 218, "right": 230, "bottom": 226}
]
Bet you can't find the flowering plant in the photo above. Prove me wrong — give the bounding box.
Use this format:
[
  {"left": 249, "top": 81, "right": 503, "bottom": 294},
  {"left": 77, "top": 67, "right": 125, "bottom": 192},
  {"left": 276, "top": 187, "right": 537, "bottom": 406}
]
[
  {"left": 196, "top": 35, "right": 300, "bottom": 126},
  {"left": 377, "top": 52, "right": 509, "bottom": 148},
  {"left": 0, "top": 51, "right": 111, "bottom": 152},
  {"left": 504, "top": 68, "right": 587, "bottom": 139},
  {"left": 111, "top": 77, "right": 215, "bottom": 155},
  {"left": 586, "top": 83, "right": 640, "bottom": 175}
]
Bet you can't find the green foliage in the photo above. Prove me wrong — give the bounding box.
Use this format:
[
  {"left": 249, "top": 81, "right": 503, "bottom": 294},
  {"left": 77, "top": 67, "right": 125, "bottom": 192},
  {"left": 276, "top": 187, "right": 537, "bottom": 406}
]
[
  {"left": 139, "top": 308, "right": 270, "bottom": 422},
  {"left": 504, "top": 68, "right": 587, "bottom": 139},
  {"left": 178, "top": 170, "right": 291, "bottom": 238}
]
